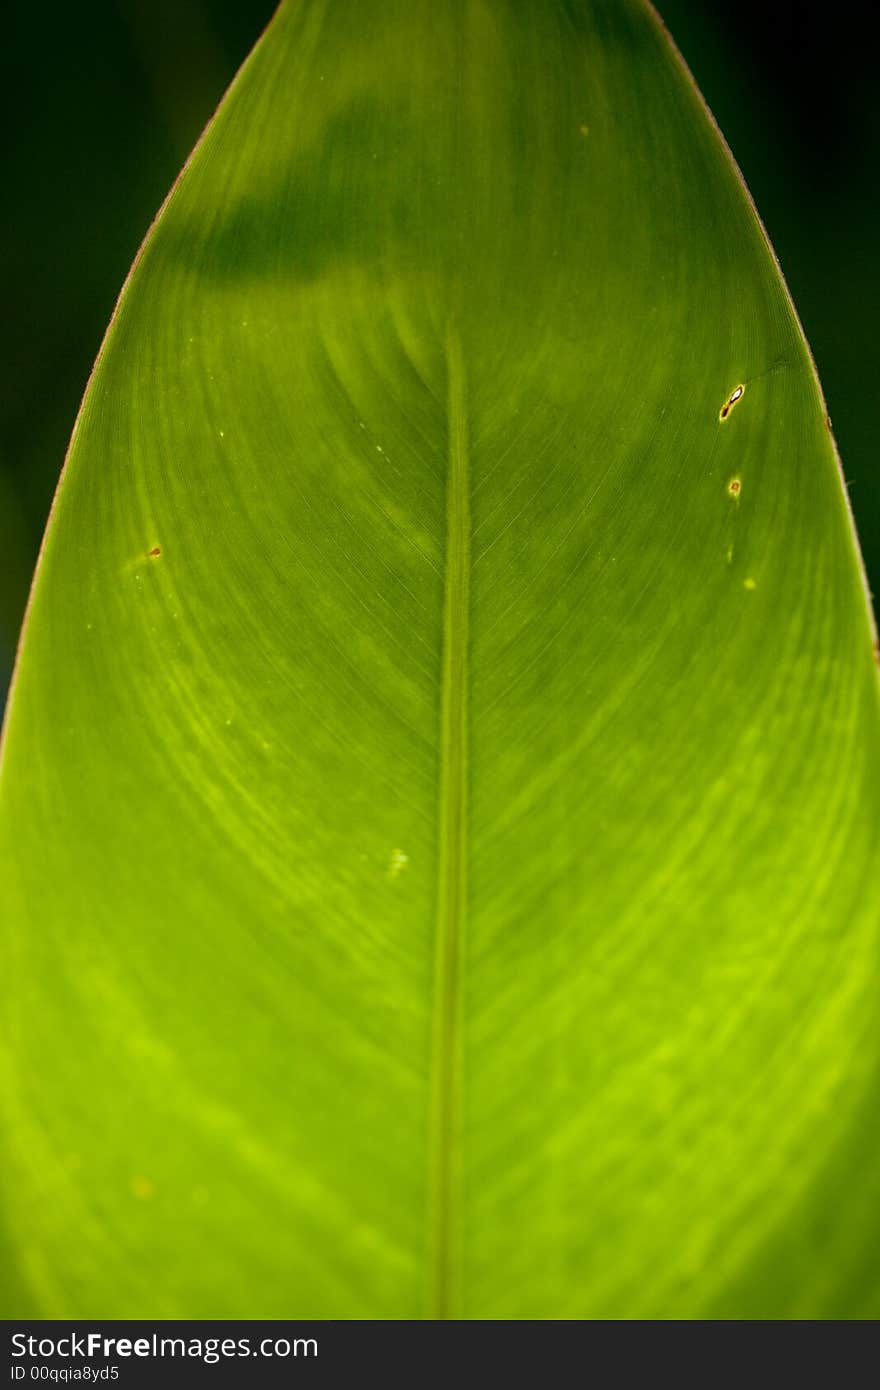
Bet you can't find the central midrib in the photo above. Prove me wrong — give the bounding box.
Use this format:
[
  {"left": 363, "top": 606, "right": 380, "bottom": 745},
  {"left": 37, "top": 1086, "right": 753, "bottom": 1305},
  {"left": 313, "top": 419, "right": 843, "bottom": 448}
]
[{"left": 427, "top": 319, "right": 470, "bottom": 1319}]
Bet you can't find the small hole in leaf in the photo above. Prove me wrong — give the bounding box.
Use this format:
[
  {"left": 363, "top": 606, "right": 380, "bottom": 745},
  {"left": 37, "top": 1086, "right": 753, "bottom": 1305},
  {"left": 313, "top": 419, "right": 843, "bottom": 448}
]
[{"left": 719, "top": 384, "right": 745, "bottom": 421}]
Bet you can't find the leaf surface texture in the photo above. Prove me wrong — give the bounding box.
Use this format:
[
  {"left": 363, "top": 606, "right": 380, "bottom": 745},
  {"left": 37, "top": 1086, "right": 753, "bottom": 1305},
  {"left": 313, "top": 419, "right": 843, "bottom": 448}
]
[{"left": 2, "top": 0, "right": 879, "bottom": 1318}]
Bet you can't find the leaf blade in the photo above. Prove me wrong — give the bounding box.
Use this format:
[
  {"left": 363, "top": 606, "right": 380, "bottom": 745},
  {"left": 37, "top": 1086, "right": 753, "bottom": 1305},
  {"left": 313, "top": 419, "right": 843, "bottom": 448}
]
[{"left": 2, "top": 0, "right": 879, "bottom": 1318}]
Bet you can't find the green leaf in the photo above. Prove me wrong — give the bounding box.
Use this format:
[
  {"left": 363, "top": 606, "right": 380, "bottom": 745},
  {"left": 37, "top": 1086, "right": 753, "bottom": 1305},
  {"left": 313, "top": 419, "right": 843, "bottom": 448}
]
[{"left": 2, "top": 0, "right": 879, "bottom": 1319}]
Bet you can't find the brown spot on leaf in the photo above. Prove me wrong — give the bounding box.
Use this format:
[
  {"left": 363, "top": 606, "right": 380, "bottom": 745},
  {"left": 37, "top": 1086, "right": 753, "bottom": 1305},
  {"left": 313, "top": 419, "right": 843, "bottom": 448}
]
[{"left": 719, "top": 384, "right": 745, "bottom": 422}]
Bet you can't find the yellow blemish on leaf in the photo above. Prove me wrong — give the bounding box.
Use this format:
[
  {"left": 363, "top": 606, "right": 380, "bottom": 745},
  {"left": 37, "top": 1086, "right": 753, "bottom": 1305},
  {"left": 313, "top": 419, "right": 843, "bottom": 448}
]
[
  {"left": 387, "top": 849, "right": 409, "bottom": 881},
  {"left": 579, "top": 123, "right": 590, "bottom": 137},
  {"left": 131, "top": 1176, "right": 154, "bottom": 1200},
  {"left": 727, "top": 477, "right": 741, "bottom": 498},
  {"left": 744, "top": 577, "right": 756, "bottom": 591}
]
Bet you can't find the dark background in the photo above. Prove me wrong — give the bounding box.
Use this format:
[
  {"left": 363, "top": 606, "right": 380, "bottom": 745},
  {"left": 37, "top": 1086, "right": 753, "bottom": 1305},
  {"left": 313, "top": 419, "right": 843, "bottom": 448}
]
[{"left": 2, "top": 0, "right": 877, "bottom": 701}]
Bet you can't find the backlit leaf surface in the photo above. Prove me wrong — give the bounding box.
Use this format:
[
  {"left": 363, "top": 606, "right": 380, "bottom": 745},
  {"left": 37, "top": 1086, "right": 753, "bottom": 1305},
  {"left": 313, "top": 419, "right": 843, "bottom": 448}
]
[{"left": 2, "top": 0, "right": 879, "bottom": 1318}]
